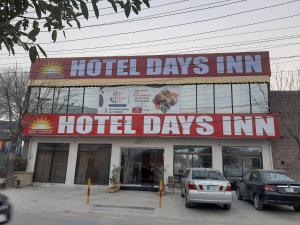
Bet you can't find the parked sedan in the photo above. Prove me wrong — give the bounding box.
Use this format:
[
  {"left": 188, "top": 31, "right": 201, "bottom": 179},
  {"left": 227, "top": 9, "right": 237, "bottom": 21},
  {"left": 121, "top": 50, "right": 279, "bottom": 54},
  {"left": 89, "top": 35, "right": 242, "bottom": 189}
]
[
  {"left": 0, "top": 193, "right": 11, "bottom": 224},
  {"left": 237, "top": 169, "right": 300, "bottom": 211},
  {"left": 181, "top": 168, "right": 233, "bottom": 210}
]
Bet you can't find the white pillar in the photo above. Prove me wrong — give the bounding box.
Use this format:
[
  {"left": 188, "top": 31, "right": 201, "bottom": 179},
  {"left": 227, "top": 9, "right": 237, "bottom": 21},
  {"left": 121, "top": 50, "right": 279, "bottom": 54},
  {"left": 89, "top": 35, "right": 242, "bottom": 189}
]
[
  {"left": 164, "top": 144, "right": 174, "bottom": 184},
  {"left": 262, "top": 142, "right": 272, "bottom": 170},
  {"left": 65, "top": 142, "right": 78, "bottom": 186},
  {"left": 109, "top": 143, "right": 121, "bottom": 185},
  {"left": 26, "top": 139, "right": 38, "bottom": 173},
  {"left": 212, "top": 145, "right": 223, "bottom": 171}
]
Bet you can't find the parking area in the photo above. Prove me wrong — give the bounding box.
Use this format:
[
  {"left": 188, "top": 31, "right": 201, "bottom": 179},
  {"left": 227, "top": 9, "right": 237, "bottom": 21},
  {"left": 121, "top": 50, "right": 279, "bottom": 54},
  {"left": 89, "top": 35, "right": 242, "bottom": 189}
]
[{"left": 2, "top": 186, "right": 300, "bottom": 225}]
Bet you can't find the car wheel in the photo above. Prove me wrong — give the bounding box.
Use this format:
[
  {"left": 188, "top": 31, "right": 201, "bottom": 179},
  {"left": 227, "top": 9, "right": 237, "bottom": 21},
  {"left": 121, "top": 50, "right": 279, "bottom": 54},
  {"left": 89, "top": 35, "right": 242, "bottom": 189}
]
[
  {"left": 223, "top": 204, "right": 231, "bottom": 210},
  {"left": 236, "top": 188, "right": 243, "bottom": 200},
  {"left": 253, "top": 194, "right": 264, "bottom": 210},
  {"left": 293, "top": 205, "right": 300, "bottom": 212},
  {"left": 185, "top": 193, "right": 192, "bottom": 208}
]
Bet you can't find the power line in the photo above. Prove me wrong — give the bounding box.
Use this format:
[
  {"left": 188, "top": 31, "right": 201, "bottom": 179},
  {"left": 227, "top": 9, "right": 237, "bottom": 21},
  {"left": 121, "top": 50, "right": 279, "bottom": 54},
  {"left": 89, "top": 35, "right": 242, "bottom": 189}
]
[
  {"left": 1, "top": 33, "right": 300, "bottom": 68},
  {"left": 29, "top": 0, "right": 300, "bottom": 43},
  {"left": 58, "top": 0, "right": 246, "bottom": 32},
  {"left": 2, "top": 11, "right": 300, "bottom": 59}
]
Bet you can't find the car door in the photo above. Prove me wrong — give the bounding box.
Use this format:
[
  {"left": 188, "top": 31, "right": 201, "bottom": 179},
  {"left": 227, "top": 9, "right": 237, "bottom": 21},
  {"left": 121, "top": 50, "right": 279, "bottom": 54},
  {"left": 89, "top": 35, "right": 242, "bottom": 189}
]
[
  {"left": 181, "top": 169, "right": 190, "bottom": 193},
  {"left": 246, "top": 171, "right": 259, "bottom": 200},
  {"left": 239, "top": 172, "right": 251, "bottom": 197}
]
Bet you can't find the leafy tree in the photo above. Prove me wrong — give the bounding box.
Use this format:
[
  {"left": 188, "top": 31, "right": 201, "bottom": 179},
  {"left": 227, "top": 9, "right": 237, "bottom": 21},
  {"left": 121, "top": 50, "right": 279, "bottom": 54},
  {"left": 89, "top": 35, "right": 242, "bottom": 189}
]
[{"left": 0, "top": 0, "right": 150, "bottom": 63}]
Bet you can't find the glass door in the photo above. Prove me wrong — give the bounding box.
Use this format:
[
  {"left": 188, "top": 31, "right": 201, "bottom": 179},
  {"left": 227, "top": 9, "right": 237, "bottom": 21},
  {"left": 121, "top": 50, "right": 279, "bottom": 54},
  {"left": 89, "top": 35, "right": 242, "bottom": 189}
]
[{"left": 121, "top": 148, "right": 164, "bottom": 187}]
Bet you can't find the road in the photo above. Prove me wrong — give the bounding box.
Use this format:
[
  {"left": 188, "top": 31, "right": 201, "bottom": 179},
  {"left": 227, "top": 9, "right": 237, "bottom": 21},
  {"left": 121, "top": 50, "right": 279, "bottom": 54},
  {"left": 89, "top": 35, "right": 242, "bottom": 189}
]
[
  {"left": 9, "top": 211, "right": 194, "bottom": 225},
  {"left": 8, "top": 203, "right": 300, "bottom": 225}
]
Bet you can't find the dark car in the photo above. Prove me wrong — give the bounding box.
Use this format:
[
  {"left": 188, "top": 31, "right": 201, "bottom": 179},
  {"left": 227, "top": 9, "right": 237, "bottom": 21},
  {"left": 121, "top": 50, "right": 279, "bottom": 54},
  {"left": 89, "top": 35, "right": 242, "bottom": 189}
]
[
  {"left": 0, "top": 193, "right": 11, "bottom": 224},
  {"left": 237, "top": 169, "right": 300, "bottom": 211}
]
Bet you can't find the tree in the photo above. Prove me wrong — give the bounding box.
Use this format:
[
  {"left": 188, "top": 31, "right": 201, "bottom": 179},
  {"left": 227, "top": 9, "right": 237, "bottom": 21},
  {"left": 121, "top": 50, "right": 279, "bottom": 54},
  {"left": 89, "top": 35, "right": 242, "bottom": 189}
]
[
  {"left": 0, "top": 0, "right": 150, "bottom": 63},
  {"left": 0, "top": 67, "right": 57, "bottom": 186},
  {"left": 271, "top": 68, "right": 300, "bottom": 155}
]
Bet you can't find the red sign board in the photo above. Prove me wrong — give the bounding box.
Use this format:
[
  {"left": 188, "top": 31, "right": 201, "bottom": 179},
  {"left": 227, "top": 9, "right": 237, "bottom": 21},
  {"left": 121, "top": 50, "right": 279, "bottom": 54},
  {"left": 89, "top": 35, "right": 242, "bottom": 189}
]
[
  {"left": 29, "top": 52, "right": 270, "bottom": 80},
  {"left": 22, "top": 114, "right": 278, "bottom": 139}
]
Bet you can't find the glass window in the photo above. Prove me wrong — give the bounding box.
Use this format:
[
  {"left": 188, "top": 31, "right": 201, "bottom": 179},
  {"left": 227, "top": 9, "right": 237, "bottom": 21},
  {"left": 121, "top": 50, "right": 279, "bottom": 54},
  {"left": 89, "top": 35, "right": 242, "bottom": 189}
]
[
  {"left": 250, "top": 83, "right": 269, "bottom": 113},
  {"left": 215, "top": 84, "right": 232, "bottom": 113},
  {"left": 83, "top": 87, "right": 100, "bottom": 113},
  {"left": 34, "top": 143, "right": 69, "bottom": 183},
  {"left": 28, "top": 87, "right": 40, "bottom": 113},
  {"left": 173, "top": 146, "right": 212, "bottom": 182},
  {"left": 52, "top": 88, "right": 69, "bottom": 114},
  {"left": 222, "top": 146, "right": 262, "bottom": 178},
  {"left": 68, "top": 87, "right": 84, "bottom": 114},
  {"left": 75, "top": 144, "right": 111, "bottom": 185},
  {"left": 38, "top": 87, "right": 54, "bottom": 113},
  {"left": 261, "top": 171, "right": 294, "bottom": 182},
  {"left": 180, "top": 85, "right": 196, "bottom": 113},
  {"left": 197, "top": 84, "right": 214, "bottom": 113},
  {"left": 192, "top": 170, "right": 225, "bottom": 180},
  {"left": 232, "top": 84, "right": 250, "bottom": 113}
]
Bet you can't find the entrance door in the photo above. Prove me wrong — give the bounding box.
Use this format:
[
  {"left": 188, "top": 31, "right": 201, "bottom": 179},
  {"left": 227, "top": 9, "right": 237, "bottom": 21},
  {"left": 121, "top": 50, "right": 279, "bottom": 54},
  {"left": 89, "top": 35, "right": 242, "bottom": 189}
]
[
  {"left": 74, "top": 144, "right": 111, "bottom": 185},
  {"left": 121, "top": 148, "right": 164, "bottom": 187},
  {"left": 34, "top": 143, "right": 69, "bottom": 183}
]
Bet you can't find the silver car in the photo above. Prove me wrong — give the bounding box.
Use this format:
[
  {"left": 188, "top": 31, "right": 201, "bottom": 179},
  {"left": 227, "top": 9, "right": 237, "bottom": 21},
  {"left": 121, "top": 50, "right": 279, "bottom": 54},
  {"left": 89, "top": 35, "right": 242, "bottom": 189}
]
[{"left": 181, "top": 168, "right": 233, "bottom": 210}]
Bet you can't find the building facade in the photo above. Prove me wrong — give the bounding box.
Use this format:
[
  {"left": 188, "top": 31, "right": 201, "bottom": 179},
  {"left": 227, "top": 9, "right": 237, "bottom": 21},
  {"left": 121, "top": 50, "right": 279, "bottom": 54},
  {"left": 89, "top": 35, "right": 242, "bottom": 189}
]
[
  {"left": 23, "top": 52, "right": 279, "bottom": 189},
  {"left": 270, "top": 91, "right": 300, "bottom": 181}
]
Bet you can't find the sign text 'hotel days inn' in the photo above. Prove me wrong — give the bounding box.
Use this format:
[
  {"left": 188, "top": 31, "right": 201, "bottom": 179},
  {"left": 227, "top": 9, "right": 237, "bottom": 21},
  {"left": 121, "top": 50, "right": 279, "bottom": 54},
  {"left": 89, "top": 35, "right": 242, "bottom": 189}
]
[{"left": 29, "top": 52, "right": 271, "bottom": 79}]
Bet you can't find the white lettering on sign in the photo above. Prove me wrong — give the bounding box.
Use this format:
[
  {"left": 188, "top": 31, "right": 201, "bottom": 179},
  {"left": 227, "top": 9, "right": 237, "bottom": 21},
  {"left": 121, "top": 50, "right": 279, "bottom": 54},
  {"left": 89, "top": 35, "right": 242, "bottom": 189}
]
[
  {"left": 216, "top": 55, "right": 263, "bottom": 74},
  {"left": 103, "top": 59, "right": 116, "bottom": 76},
  {"left": 161, "top": 116, "right": 180, "bottom": 135},
  {"left": 196, "top": 116, "right": 214, "bottom": 135},
  {"left": 124, "top": 116, "right": 136, "bottom": 134},
  {"left": 87, "top": 60, "right": 101, "bottom": 77},
  {"left": 147, "top": 58, "right": 162, "bottom": 75},
  {"left": 226, "top": 56, "right": 243, "bottom": 74},
  {"left": 110, "top": 116, "right": 123, "bottom": 134},
  {"left": 163, "top": 58, "right": 179, "bottom": 75},
  {"left": 245, "top": 55, "right": 262, "bottom": 73},
  {"left": 94, "top": 116, "right": 110, "bottom": 134},
  {"left": 67, "top": 54, "right": 266, "bottom": 78},
  {"left": 144, "top": 116, "right": 161, "bottom": 134},
  {"left": 36, "top": 114, "right": 276, "bottom": 138},
  {"left": 222, "top": 116, "right": 232, "bottom": 135},
  {"left": 178, "top": 116, "right": 195, "bottom": 135},
  {"left": 58, "top": 116, "right": 75, "bottom": 134},
  {"left": 233, "top": 116, "right": 253, "bottom": 136},
  {"left": 177, "top": 57, "right": 192, "bottom": 74},
  {"left": 76, "top": 116, "right": 93, "bottom": 134},
  {"left": 71, "top": 60, "right": 85, "bottom": 77},
  {"left": 255, "top": 116, "right": 275, "bottom": 136},
  {"left": 193, "top": 57, "right": 209, "bottom": 74}
]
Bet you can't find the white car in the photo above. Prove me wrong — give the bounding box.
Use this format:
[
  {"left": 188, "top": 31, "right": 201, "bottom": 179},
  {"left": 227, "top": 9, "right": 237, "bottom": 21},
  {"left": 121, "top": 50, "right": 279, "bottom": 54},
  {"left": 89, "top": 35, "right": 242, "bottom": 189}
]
[{"left": 181, "top": 168, "right": 233, "bottom": 210}]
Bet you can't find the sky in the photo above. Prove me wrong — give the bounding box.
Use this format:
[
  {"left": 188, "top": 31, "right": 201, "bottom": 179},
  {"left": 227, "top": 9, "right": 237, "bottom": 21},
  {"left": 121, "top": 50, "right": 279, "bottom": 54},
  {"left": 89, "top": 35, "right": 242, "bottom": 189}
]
[{"left": 0, "top": 0, "right": 300, "bottom": 89}]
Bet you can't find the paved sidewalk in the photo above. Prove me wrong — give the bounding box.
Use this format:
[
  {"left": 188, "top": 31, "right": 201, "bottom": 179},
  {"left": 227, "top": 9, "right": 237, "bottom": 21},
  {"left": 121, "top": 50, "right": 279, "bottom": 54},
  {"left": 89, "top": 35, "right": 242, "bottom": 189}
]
[{"left": 2, "top": 186, "right": 300, "bottom": 225}]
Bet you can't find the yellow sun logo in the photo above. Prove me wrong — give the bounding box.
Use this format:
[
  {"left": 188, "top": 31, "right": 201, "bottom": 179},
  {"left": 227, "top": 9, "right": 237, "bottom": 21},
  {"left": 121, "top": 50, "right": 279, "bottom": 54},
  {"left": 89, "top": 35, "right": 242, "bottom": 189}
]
[
  {"left": 40, "top": 62, "right": 64, "bottom": 78},
  {"left": 30, "top": 117, "right": 54, "bottom": 133}
]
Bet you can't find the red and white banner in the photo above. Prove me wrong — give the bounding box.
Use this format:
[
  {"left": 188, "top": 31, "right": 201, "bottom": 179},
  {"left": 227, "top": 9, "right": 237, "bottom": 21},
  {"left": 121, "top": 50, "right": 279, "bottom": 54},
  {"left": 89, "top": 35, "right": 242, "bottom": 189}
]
[
  {"left": 22, "top": 114, "right": 279, "bottom": 139},
  {"left": 29, "top": 52, "right": 270, "bottom": 80}
]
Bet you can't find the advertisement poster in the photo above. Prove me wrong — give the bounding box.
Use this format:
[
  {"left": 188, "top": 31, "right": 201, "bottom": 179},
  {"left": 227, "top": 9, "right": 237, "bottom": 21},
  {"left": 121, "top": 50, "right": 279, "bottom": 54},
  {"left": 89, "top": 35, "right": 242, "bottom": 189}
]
[{"left": 98, "top": 86, "right": 180, "bottom": 114}]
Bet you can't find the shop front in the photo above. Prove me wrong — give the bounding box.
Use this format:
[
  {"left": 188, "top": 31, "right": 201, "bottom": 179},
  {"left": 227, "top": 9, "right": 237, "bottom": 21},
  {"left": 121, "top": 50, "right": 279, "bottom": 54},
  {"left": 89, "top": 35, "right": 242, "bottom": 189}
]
[{"left": 23, "top": 51, "right": 279, "bottom": 189}]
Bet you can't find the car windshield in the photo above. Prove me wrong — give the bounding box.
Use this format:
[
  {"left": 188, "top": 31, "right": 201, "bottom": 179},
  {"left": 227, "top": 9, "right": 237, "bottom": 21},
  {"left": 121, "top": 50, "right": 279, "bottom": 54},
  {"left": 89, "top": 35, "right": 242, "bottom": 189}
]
[
  {"left": 192, "top": 170, "right": 225, "bottom": 180},
  {"left": 261, "top": 171, "right": 294, "bottom": 182}
]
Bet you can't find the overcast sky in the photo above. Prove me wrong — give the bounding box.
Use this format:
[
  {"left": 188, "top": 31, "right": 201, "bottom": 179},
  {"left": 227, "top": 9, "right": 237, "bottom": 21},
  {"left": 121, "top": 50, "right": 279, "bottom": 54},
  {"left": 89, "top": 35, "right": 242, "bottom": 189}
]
[{"left": 0, "top": 0, "right": 299, "bottom": 88}]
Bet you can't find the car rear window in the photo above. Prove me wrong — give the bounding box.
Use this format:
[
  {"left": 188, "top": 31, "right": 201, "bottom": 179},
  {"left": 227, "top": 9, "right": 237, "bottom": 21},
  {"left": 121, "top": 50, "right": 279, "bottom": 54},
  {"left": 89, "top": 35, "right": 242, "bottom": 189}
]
[
  {"left": 192, "top": 170, "right": 225, "bottom": 180},
  {"left": 261, "top": 171, "right": 294, "bottom": 182}
]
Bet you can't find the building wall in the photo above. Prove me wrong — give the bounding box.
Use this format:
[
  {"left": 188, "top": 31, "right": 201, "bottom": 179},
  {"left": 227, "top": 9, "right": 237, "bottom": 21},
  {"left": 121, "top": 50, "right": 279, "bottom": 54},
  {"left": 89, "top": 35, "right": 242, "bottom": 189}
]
[
  {"left": 270, "top": 91, "right": 300, "bottom": 180},
  {"left": 27, "top": 136, "right": 272, "bottom": 187}
]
